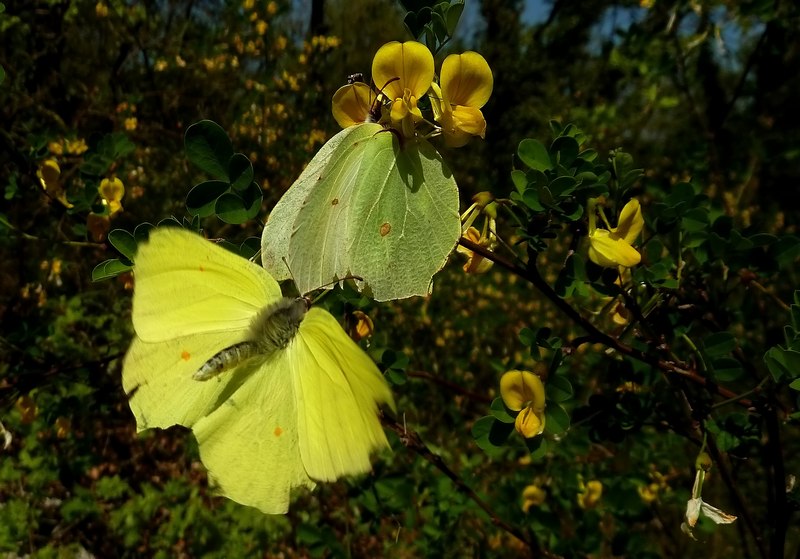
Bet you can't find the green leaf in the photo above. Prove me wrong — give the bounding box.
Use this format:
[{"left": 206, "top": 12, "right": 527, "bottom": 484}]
[
  {"left": 549, "top": 176, "right": 577, "bottom": 198},
  {"left": 228, "top": 153, "right": 254, "bottom": 193},
  {"left": 518, "top": 139, "right": 552, "bottom": 172},
  {"left": 184, "top": 120, "right": 234, "bottom": 180},
  {"left": 108, "top": 229, "right": 137, "bottom": 261},
  {"left": 92, "top": 258, "right": 132, "bottom": 281},
  {"left": 544, "top": 403, "right": 570, "bottom": 435},
  {"left": 445, "top": 1, "right": 464, "bottom": 35},
  {"left": 550, "top": 136, "right": 579, "bottom": 167},
  {"left": 711, "top": 358, "right": 744, "bottom": 382},
  {"left": 239, "top": 181, "right": 263, "bottom": 220},
  {"left": 216, "top": 193, "right": 250, "bottom": 224},
  {"left": 186, "top": 180, "right": 230, "bottom": 217},
  {"left": 703, "top": 332, "right": 737, "bottom": 358},
  {"left": 765, "top": 346, "right": 800, "bottom": 382},
  {"left": 511, "top": 169, "right": 527, "bottom": 194},
  {"left": 524, "top": 436, "right": 547, "bottom": 458},
  {"left": 472, "top": 416, "right": 514, "bottom": 450},
  {"left": 546, "top": 375, "right": 573, "bottom": 403},
  {"left": 489, "top": 398, "right": 515, "bottom": 423}
]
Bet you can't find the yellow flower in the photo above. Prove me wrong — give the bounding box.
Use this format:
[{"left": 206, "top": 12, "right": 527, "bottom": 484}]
[
  {"left": 349, "top": 310, "right": 374, "bottom": 342},
  {"left": 500, "top": 370, "right": 546, "bottom": 438},
  {"left": 37, "top": 159, "right": 73, "bottom": 208},
  {"left": 124, "top": 117, "right": 138, "bottom": 131},
  {"left": 430, "top": 51, "right": 493, "bottom": 147},
  {"left": 457, "top": 227, "right": 494, "bottom": 274},
  {"left": 578, "top": 480, "right": 603, "bottom": 509},
  {"left": 55, "top": 417, "right": 70, "bottom": 439},
  {"left": 332, "top": 82, "right": 375, "bottom": 128},
  {"left": 95, "top": 2, "right": 109, "bottom": 17},
  {"left": 48, "top": 140, "right": 64, "bottom": 155},
  {"left": 16, "top": 395, "right": 38, "bottom": 425},
  {"left": 99, "top": 177, "right": 125, "bottom": 215},
  {"left": 521, "top": 484, "right": 546, "bottom": 512},
  {"left": 638, "top": 483, "right": 660, "bottom": 504},
  {"left": 65, "top": 138, "right": 88, "bottom": 155},
  {"left": 371, "top": 41, "right": 434, "bottom": 138},
  {"left": 587, "top": 198, "right": 643, "bottom": 268}
]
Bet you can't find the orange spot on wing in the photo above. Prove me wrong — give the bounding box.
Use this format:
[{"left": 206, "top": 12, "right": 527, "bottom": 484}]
[
  {"left": 274, "top": 426, "right": 283, "bottom": 437},
  {"left": 181, "top": 350, "right": 191, "bottom": 361}
]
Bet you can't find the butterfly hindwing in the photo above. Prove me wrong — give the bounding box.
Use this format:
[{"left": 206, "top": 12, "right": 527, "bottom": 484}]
[
  {"left": 192, "top": 350, "right": 316, "bottom": 515},
  {"left": 292, "top": 308, "right": 395, "bottom": 481}
]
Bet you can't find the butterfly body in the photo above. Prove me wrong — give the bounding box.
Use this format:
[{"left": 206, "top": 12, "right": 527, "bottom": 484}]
[{"left": 123, "top": 228, "right": 395, "bottom": 514}]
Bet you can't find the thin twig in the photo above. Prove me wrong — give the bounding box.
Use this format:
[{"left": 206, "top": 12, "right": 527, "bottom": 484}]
[
  {"left": 382, "top": 413, "right": 556, "bottom": 558},
  {"left": 459, "top": 237, "right": 752, "bottom": 406}
]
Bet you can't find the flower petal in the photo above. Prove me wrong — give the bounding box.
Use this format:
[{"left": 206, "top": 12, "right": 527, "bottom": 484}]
[
  {"left": 332, "top": 83, "right": 374, "bottom": 128},
  {"left": 500, "top": 370, "right": 545, "bottom": 411},
  {"left": 372, "top": 41, "right": 433, "bottom": 101},
  {"left": 613, "top": 199, "right": 644, "bottom": 244},
  {"left": 588, "top": 230, "right": 641, "bottom": 268},
  {"left": 440, "top": 51, "right": 493, "bottom": 108},
  {"left": 700, "top": 501, "right": 737, "bottom": 525},
  {"left": 514, "top": 406, "right": 545, "bottom": 438}
]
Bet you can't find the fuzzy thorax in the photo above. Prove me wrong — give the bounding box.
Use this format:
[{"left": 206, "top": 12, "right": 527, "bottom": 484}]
[{"left": 193, "top": 297, "right": 309, "bottom": 381}]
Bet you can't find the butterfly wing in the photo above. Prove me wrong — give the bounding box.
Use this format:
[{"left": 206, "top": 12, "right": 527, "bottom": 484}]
[
  {"left": 290, "top": 308, "right": 395, "bottom": 481},
  {"left": 191, "top": 351, "right": 316, "bottom": 514},
  {"left": 132, "top": 227, "right": 281, "bottom": 342},
  {"left": 123, "top": 228, "right": 281, "bottom": 427},
  {"left": 261, "top": 122, "right": 383, "bottom": 293},
  {"left": 348, "top": 135, "right": 460, "bottom": 301}
]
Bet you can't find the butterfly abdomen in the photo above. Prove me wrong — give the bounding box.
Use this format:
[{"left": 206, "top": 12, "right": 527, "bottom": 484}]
[
  {"left": 192, "top": 297, "right": 308, "bottom": 382},
  {"left": 193, "top": 341, "right": 260, "bottom": 381}
]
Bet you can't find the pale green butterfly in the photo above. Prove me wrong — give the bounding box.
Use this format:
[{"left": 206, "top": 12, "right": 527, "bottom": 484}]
[
  {"left": 261, "top": 122, "right": 460, "bottom": 302},
  {"left": 122, "top": 227, "right": 395, "bottom": 514}
]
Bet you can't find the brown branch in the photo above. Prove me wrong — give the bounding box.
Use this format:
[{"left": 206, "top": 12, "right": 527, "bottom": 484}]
[
  {"left": 458, "top": 237, "right": 752, "bottom": 407},
  {"left": 382, "top": 413, "right": 557, "bottom": 558}
]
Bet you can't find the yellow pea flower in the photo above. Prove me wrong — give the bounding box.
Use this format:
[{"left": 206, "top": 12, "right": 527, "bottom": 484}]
[
  {"left": 456, "top": 226, "right": 495, "bottom": 274},
  {"left": 430, "top": 51, "right": 493, "bottom": 147},
  {"left": 371, "top": 41, "right": 434, "bottom": 138},
  {"left": 587, "top": 198, "right": 644, "bottom": 268},
  {"left": 332, "top": 82, "right": 375, "bottom": 128},
  {"left": 99, "top": 177, "right": 125, "bottom": 215},
  {"left": 37, "top": 159, "right": 73, "bottom": 208},
  {"left": 521, "top": 484, "right": 546, "bottom": 512},
  {"left": 500, "top": 370, "right": 546, "bottom": 438},
  {"left": 578, "top": 480, "right": 603, "bottom": 509},
  {"left": 349, "top": 310, "right": 374, "bottom": 342}
]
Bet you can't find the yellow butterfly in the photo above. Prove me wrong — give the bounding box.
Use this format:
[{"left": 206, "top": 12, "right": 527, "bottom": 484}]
[{"left": 122, "top": 228, "right": 395, "bottom": 514}]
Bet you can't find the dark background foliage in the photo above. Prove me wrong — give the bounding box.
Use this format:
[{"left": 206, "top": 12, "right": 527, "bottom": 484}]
[{"left": 1, "top": 0, "right": 799, "bottom": 557}]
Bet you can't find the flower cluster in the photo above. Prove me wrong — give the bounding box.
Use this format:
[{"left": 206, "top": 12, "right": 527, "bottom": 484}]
[{"left": 332, "top": 41, "right": 493, "bottom": 147}]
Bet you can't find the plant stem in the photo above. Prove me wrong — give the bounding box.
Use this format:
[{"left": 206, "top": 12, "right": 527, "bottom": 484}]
[
  {"left": 382, "top": 414, "right": 556, "bottom": 558},
  {"left": 458, "top": 237, "right": 751, "bottom": 406}
]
